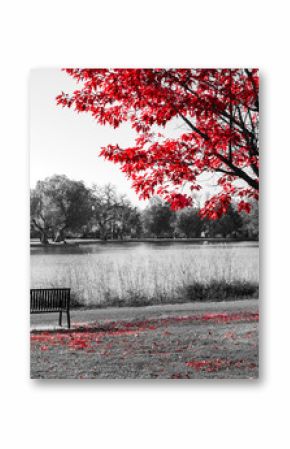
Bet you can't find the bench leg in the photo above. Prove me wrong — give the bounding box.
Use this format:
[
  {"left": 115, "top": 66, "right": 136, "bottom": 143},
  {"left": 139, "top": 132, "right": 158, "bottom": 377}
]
[
  {"left": 59, "top": 311, "right": 62, "bottom": 326},
  {"left": 67, "top": 310, "right": 71, "bottom": 329}
]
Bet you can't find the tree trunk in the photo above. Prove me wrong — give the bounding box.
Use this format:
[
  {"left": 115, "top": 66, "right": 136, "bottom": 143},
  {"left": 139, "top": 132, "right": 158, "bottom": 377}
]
[
  {"left": 31, "top": 220, "right": 50, "bottom": 245},
  {"left": 53, "top": 228, "right": 66, "bottom": 243},
  {"left": 40, "top": 230, "right": 49, "bottom": 245},
  {"left": 99, "top": 226, "right": 108, "bottom": 241}
]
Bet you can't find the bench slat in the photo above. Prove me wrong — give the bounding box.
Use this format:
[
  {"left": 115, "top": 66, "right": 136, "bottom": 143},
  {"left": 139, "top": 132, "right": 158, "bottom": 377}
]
[{"left": 30, "top": 288, "right": 70, "bottom": 313}]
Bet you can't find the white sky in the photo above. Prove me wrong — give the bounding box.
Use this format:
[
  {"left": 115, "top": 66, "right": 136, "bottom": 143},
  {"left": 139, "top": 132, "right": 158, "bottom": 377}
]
[
  {"left": 30, "top": 68, "right": 148, "bottom": 206},
  {"left": 30, "top": 68, "right": 218, "bottom": 208}
]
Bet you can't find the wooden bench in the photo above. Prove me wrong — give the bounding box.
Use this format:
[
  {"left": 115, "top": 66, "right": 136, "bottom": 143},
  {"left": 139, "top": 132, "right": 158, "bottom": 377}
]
[{"left": 30, "top": 288, "right": 71, "bottom": 328}]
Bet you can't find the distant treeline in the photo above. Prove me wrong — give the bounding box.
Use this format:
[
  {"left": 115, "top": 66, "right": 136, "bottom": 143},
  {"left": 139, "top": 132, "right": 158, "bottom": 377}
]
[{"left": 31, "top": 175, "right": 258, "bottom": 244}]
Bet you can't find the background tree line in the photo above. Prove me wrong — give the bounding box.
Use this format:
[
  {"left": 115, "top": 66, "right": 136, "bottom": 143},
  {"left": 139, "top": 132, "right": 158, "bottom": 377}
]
[{"left": 31, "top": 175, "right": 258, "bottom": 244}]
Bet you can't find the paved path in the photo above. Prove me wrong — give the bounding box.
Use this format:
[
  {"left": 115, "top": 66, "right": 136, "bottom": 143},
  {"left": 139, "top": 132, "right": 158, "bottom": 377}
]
[{"left": 31, "top": 299, "right": 258, "bottom": 331}]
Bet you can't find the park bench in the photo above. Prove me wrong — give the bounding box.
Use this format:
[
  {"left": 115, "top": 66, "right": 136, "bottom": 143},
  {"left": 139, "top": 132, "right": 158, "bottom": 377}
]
[{"left": 30, "top": 288, "right": 71, "bottom": 328}]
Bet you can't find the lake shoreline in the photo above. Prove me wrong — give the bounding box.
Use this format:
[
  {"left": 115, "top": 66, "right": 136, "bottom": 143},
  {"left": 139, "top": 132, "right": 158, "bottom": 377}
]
[{"left": 30, "top": 237, "right": 259, "bottom": 247}]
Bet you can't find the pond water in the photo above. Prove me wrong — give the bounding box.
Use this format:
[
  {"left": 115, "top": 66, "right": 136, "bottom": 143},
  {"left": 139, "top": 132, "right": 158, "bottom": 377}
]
[{"left": 31, "top": 240, "right": 258, "bottom": 256}]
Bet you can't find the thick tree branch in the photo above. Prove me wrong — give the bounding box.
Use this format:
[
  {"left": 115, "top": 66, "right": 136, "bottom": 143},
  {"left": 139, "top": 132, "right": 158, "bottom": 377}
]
[
  {"left": 216, "top": 153, "right": 259, "bottom": 190},
  {"left": 228, "top": 69, "right": 233, "bottom": 163}
]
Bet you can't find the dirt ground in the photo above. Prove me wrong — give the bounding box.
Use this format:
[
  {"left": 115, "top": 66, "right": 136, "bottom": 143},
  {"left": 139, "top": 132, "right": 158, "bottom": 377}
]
[{"left": 30, "top": 300, "right": 259, "bottom": 379}]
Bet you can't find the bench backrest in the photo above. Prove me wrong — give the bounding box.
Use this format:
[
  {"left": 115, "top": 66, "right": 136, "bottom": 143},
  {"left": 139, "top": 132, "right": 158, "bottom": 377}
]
[{"left": 30, "top": 288, "right": 70, "bottom": 313}]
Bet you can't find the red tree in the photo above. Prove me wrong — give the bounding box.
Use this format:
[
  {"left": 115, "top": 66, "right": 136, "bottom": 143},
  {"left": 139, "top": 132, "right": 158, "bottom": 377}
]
[{"left": 56, "top": 68, "right": 259, "bottom": 219}]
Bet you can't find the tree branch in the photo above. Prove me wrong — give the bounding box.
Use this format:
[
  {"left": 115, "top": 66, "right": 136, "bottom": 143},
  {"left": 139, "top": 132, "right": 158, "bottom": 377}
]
[
  {"left": 177, "top": 110, "right": 209, "bottom": 141},
  {"left": 245, "top": 69, "right": 259, "bottom": 110},
  {"left": 216, "top": 153, "right": 259, "bottom": 190},
  {"left": 215, "top": 168, "right": 236, "bottom": 176}
]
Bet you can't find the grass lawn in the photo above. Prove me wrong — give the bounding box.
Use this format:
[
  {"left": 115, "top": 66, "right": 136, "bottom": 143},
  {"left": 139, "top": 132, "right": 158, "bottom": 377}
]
[{"left": 31, "top": 309, "right": 258, "bottom": 379}]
